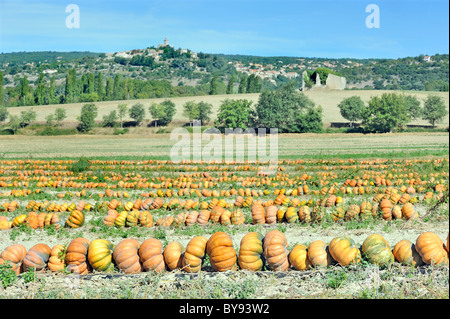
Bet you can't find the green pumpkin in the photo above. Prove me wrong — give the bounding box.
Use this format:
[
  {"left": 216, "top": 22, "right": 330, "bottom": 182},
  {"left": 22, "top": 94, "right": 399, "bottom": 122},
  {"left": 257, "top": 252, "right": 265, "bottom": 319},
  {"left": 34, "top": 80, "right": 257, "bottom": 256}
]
[{"left": 361, "top": 234, "right": 394, "bottom": 267}]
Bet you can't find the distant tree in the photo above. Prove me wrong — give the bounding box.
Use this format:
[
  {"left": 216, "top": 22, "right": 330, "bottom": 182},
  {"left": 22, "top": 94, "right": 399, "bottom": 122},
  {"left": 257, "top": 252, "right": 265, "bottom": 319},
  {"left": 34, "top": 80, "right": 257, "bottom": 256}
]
[
  {"left": 46, "top": 76, "right": 55, "bottom": 105},
  {"left": 246, "top": 74, "right": 262, "bottom": 93},
  {"left": 9, "top": 114, "right": 21, "bottom": 134},
  {"left": 105, "top": 77, "right": 114, "bottom": 101},
  {"left": 113, "top": 74, "right": 122, "bottom": 100},
  {"left": 45, "top": 114, "right": 55, "bottom": 126},
  {"left": 129, "top": 103, "right": 145, "bottom": 125},
  {"left": 78, "top": 103, "right": 98, "bottom": 132},
  {"left": 197, "top": 101, "right": 213, "bottom": 125},
  {"left": 96, "top": 73, "right": 104, "bottom": 100},
  {"left": 19, "top": 76, "right": 30, "bottom": 105},
  {"left": 403, "top": 95, "right": 422, "bottom": 120},
  {"left": 337, "top": 96, "right": 365, "bottom": 126},
  {"left": 87, "top": 73, "right": 95, "bottom": 94},
  {"left": 422, "top": 95, "right": 447, "bottom": 127},
  {"left": 209, "top": 74, "right": 218, "bottom": 95},
  {"left": 64, "top": 73, "right": 72, "bottom": 103},
  {"left": 19, "top": 109, "right": 36, "bottom": 128},
  {"left": 149, "top": 100, "right": 176, "bottom": 126},
  {"left": 215, "top": 99, "right": 253, "bottom": 130},
  {"left": 0, "top": 106, "right": 8, "bottom": 122},
  {"left": 0, "top": 71, "right": 4, "bottom": 106},
  {"left": 117, "top": 104, "right": 128, "bottom": 127},
  {"left": 226, "top": 75, "right": 235, "bottom": 94},
  {"left": 182, "top": 101, "right": 199, "bottom": 122},
  {"left": 361, "top": 93, "right": 409, "bottom": 133},
  {"left": 254, "top": 82, "right": 322, "bottom": 133},
  {"left": 183, "top": 101, "right": 212, "bottom": 125},
  {"left": 34, "top": 73, "right": 46, "bottom": 105},
  {"left": 102, "top": 110, "right": 118, "bottom": 127},
  {"left": 54, "top": 108, "right": 67, "bottom": 126},
  {"left": 238, "top": 75, "right": 247, "bottom": 94}
]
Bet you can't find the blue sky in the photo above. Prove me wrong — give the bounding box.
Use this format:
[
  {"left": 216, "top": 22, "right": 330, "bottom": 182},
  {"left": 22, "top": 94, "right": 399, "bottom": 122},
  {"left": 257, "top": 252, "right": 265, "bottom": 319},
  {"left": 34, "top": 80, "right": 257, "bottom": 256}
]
[{"left": 0, "top": 0, "right": 448, "bottom": 58}]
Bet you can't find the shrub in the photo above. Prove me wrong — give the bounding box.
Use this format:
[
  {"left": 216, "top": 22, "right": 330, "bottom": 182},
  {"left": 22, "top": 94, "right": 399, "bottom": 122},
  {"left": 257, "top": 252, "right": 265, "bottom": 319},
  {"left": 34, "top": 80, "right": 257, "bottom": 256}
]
[{"left": 78, "top": 103, "right": 98, "bottom": 132}]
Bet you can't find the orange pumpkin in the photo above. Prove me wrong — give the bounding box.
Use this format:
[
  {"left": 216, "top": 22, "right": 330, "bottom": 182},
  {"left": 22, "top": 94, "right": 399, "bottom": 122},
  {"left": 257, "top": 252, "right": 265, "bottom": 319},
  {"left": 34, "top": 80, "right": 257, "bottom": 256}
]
[
  {"left": 307, "top": 240, "right": 333, "bottom": 268},
  {"left": 251, "top": 203, "right": 266, "bottom": 225},
  {"left": 329, "top": 236, "right": 361, "bottom": 266},
  {"left": 265, "top": 205, "right": 277, "bottom": 224},
  {"left": 182, "top": 236, "right": 208, "bottom": 273},
  {"left": 0, "top": 244, "right": 27, "bottom": 275},
  {"left": 238, "top": 232, "right": 265, "bottom": 271},
  {"left": 392, "top": 239, "right": 424, "bottom": 267},
  {"left": 48, "top": 245, "right": 66, "bottom": 272},
  {"left": 163, "top": 241, "right": 185, "bottom": 271},
  {"left": 22, "top": 243, "right": 52, "bottom": 272},
  {"left": 65, "top": 210, "right": 85, "bottom": 228},
  {"left": 289, "top": 244, "right": 312, "bottom": 271},
  {"left": 65, "top": 237, "right": 91, "bottom": 275},
  {"left": 113, "top": 238, "right": 143, "bottom": 274},
  {"left": 139, "top": 238, "right": 165, "bottom": 272},
  {"left": 206, "top": 232, "right": 237, "bottom": 272},
  {"left": 263, "top": 230, "right": 289, "bottom": 271},
  {"left": 415, "top": 232, "right": 449, "bottom": 265}
]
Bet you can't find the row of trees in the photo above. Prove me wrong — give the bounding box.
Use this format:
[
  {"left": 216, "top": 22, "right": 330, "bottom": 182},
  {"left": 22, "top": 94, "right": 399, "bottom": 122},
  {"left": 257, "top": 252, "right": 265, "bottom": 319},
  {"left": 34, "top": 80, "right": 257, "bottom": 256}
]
[
  {"left": 1, "top": 82, "right": 447, "bottom": 135},
  {"left": 338, "top": 93, "right": 447, "bottom": 132}
]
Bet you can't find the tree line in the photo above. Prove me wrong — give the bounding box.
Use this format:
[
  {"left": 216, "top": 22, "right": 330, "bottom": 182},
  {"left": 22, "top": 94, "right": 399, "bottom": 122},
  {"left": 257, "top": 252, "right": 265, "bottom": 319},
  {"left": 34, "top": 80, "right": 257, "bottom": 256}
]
[
  {"left": 337, "top": 93, "right": 447, "bottom": 132},
  {"left": 0, "top": 80, "right": 447, "bottom": 135}
]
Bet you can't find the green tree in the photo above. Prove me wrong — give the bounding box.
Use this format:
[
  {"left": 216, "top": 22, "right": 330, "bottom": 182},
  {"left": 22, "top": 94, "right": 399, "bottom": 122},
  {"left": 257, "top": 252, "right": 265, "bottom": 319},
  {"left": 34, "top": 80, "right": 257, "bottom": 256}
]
[
  {"left": 254, "top": 82, "right": 322, "bottom": 133},
  {"left": 149, "top": 100, "right": 176, "bottom": 126},
  {"left": 361, "top": 93, "right": 409, "bottom": 133},
  {"left": 183, "top": 101, "right": 212, "bottom": 125},
  {"left": 102, "top": 110, "right": 118, "bottom": 127},
  {"left": 129, "top": 103, "right": 146, "bottom": 125},
  {"left": 0, "top": 71, "right": 5, "bottom": 106},
  {"left": 45, "top": 114, "right": 55, "bottom": 126},
  {"left": 0, "top": 106, "right": 8, "bottom": 122},
  {"left": 422, "top": 95, "right": 447, "bottom": 127},
  {"left": 197, "top": 101, "right": 213, "bottom": 125},
  {"left": 226, "top": 75, "right": 235, "bottom": 94},
  {"left": 96, "top": 73, "right": 104, "bottom": 100},
  {"left": 182, "top": 101, "right": 199, "bottom": 122},
  {"left": 87, "top": 73, "right": 95, "bottom": 94},
  {"left": 215, "top": 99, "right": 253, "bottom": 130},
  {"left": 19, "top": 76, "right": 30, "bottom": 106},
  {"left": 46, "top": 76, "right": 55, "bottom": 105},
  {"left": 117, "top": 104, "right": 128, "bottom": 128},
  {"left": 246, "top": 74, "right": 261, "bottom": 93},
  {"left": 105, "top": 77, "right": 114, "bottom": 101},
  {"left": 403, "top": 95, "right": 422, "bottom": 120},
  {"left": 78, "top": 103, "right": 98, "bottom": 132},
  {"left": 209, "top": 74, "right": 218, "bottom": 95},
  {"left": 19, "top": 109, "right": 36, "bottom": 128},
  {"left": 35, "top": 73, "right": 45, "bottom": 105},
  {"left": 238, "top": 75, "right": 247, "bottom": 94},
  {"left": 113, "top": 74, "right": 122, "bottom": 100},
  {"left": 64, "top": 72, "right": 72, "bottom": 103},
  {"left": 54, "top": 108, "right": 67, "bottom": 126},
  {"left": 337, "top": 96, "right": 365, "bottom": 126},
  {"left": 9, "top": 114, "right": 21, "bottom": 134}
]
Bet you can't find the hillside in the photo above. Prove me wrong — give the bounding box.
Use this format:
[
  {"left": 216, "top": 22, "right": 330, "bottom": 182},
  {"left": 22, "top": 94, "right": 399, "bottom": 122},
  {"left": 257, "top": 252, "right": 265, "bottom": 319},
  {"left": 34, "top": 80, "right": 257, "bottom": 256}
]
[{"left": 0, "top": 40, "right": 448, "bottom": 109}]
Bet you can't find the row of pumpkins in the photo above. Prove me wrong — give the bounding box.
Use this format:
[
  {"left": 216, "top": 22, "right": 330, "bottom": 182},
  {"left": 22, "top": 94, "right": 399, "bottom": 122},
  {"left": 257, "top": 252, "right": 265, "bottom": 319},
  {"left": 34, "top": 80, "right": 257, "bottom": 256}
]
[
  {"left": 0, "top": 196, "right": 421, "bottom": 231},
  {"left": 0, "top": 231, "right": 448, "bottom": 276}
]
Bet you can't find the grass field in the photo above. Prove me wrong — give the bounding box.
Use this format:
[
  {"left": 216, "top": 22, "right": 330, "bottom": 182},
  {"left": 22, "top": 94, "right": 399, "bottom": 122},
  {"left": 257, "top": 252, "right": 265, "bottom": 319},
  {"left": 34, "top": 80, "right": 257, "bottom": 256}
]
[
  {"left": 5, "top": 90, "right": 450, "bottom": 128},
  {"left": 0, "top": 132, "right": 448, "bottom": 160}
]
